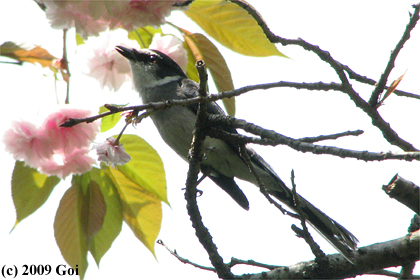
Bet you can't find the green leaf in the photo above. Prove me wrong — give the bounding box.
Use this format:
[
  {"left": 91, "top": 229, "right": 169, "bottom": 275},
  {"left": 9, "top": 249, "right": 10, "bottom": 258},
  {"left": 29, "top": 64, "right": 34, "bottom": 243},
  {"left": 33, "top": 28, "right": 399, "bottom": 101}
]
[
  {"left": 115, "top": 134, "right": 168, "bottom": 205},
  {"left": 11, "top": 161, "right": 60, "bottom": 227},
  {"left": 184, "top": 1, "right": 287, "bottom": 57},
  {"left": 54, "top": 183, "right": 88, "bottom": 280},
  {"left": 98, "top": 105, "right": 122, "bottom": 132},
  {"left": 184, "top": 32, "right": 236, "bottom": 116},
  {"left": 106, "top": 165, "right": 162, "bottom": 256},
  {"left": 86, "top": 167, "right": 123, "bottom": 266},
  {"left": 128, "top": 26, "right": 163, "bottom": 48}
]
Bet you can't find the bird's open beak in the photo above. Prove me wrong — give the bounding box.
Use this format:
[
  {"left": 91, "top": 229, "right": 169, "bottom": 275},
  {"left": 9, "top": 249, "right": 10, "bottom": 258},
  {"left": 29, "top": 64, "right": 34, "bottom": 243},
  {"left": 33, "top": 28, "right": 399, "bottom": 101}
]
[{"left": 115, "top": 46, "right": 134, "bottom": 60}]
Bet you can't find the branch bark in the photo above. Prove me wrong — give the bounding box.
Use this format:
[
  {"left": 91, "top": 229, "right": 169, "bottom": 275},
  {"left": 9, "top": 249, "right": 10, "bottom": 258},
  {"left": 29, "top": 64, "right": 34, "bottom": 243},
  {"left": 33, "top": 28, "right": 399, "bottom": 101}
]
[
  {"left": 184, "top": 60, "right": 234, "bottom": 279},
  {"left": 368, "top": 3, "right": 420, "bottom": 107},
  {"left": 229, "top": 0, "right": 420, "bottom": 152},
  {"left": 205, "top": 114, "right": 420, "bottom": 162},
  {"left": 240, "top": 231, "right": 420, "bottom": 279},
  {"left": 383, "top": 174, "right": 420, "bottom": 215}
]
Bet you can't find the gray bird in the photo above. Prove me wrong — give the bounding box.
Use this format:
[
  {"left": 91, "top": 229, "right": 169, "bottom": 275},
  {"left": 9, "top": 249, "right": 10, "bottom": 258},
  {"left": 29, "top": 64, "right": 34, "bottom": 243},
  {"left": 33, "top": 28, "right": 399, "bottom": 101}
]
[{"left": 116, "top": 46, "right": 359, "bottom": 262}]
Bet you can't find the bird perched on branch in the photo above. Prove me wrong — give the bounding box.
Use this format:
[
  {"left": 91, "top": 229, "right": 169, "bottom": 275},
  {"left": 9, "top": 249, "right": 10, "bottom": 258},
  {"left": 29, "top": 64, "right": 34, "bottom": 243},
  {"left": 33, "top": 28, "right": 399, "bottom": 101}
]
[{"left": 116, "top": 46, "right": 359, "bottom": 263}]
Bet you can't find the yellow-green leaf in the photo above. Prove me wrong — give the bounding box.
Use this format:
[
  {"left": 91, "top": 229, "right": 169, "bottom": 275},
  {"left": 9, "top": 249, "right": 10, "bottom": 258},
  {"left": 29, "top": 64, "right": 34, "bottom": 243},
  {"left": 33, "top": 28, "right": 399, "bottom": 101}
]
[
  {"left": 184, "top": 1, "right": 287, "bottom": 57},
  {"left": 0, "top": 41, "right": 57, "bottom": 67},
  {"left": 115, "top": 134, "right": 168, "bottom": 204},
  {"left": 184, "top": 41, "right": 200, "bottom": 83},
  {"left": 76, "top": 33, "right": 85, "bottom": 46},
  {"left": 184, "top": 32, "right": 236, "bottom": 116},
  {"left": 106, "top": 166, "right": 162, "bottom": 256},
  {"left": 98, "top": 105, "right": 122, "bottom": 132},
  {"left": 128, "top": 26, "right": 163, "bottom": 48},
  {"left": 87, "top": 167, "right": 123, "bottom": 266},
  {"left": 12, "top": 161, "right": 60, "bottom": 227},
  {"left": 54, "top": 184, "right": 88, "bottom": 280}
]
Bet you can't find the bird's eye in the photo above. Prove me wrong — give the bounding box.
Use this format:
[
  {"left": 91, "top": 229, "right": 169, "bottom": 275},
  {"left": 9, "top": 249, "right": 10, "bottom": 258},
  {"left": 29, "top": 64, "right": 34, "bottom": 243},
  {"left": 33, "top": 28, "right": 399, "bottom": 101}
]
[{"left": 149, "top": 55, "right": 157, "bottom": 63}]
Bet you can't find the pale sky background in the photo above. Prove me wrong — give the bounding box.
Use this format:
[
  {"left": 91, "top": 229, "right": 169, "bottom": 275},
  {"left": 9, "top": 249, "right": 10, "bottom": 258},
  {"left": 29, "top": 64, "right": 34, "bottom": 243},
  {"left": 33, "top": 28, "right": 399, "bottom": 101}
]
[{"left": 0, "top": 1, "right": 419, "bottom": 279}]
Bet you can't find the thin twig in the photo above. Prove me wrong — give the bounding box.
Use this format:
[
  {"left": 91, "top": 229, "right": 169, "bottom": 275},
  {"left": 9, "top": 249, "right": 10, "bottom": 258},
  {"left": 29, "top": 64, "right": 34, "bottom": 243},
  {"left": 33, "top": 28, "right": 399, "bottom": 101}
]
[
  {"left": 290, "top": 170, "right": 326, "bottom": 261},
  {"left": 227, "top": 257, "right": 282, "bottom": 270},
  {"left": 368, "top": 4, "right": 420, "bottom": 107},
  {"left": 62, "top": 29, "right": 70, "bottom": 104},
  {"left": 297, "top": 130, "right": 364, "bottom": 143},
  {"left": 342, "top": 64, "right": 420, "bottom": 100},
  {"left": 156, "top": 240, "right": 216, "bottom": 272},
  {"left": 60, "top": 81, "right": 344, "bottom": 127},
  {"left": 238, "top": 144, "right": 298, "bottom": 218},
  {"left": 157, "top": 240, "right": 283, "bottom": 272},
  {"left": 206, "top": 114, "right": 420, "bottom": 162},
  {"left": 229, "top": 0, "right": 419, "bottom": 152}
]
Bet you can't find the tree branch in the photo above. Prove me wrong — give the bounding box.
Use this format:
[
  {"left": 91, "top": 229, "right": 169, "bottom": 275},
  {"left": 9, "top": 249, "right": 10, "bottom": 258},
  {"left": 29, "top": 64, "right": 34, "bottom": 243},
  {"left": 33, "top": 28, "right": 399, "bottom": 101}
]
[
  {"left": 237, "top": 142, "right": 298, "bottom": 218},
  {"left": 368, "top": 4, "right": 420, "bottom": 107},
  {"left": 157, "top": 240, "right": 216, "bottom": 272},
  {"left": 205, "top": 114, "right": 420, "bottom": 162},
  {"left": 229, "top": 0, "right": 419, "bottom": 152},
  {"left": 60, "top": 81, "right": 344, "bottom": 127},
  {"left": 160, "top": 232, "right": 419, "bottom": 279},
  {"left": 342, "top": 64, "right": 420, "bottom": 100},
  {"left": 240, "top": 231, "right": 420, "bottom": 279},
  {"left": 290, "top": 170, "right": 326, "bottom": 262},
  {"left": 297, "top": 130, "right": 364, "bottom": 143},
  {"left": 382, "top": 174, "right": 420, "bottom": 215},
  {"left": 184, "top": 60, "right": 234, "bottom": 279}
]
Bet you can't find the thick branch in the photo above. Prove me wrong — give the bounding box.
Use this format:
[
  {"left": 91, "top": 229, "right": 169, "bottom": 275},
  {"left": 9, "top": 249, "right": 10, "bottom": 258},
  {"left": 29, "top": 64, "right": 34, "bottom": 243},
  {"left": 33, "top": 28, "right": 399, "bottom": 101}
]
[
  {"left": 241, "top": 231, "right": 420, "bottom": 279},
  {"left": 382, "top": 174, "right": 420, "bottom": 215},
  {"left": 184, "top": 61, "right": 234, "bottom": 279},
  {"left": 161, "top": 232, "right": 419, "bottom": 279}
]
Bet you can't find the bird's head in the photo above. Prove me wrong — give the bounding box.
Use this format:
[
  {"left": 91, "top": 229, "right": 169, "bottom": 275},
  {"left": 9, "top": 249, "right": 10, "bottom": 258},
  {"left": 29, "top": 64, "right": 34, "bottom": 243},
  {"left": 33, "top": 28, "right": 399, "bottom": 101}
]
[{"left": 116, "top": 46, "right": 186, "bottom": 92}]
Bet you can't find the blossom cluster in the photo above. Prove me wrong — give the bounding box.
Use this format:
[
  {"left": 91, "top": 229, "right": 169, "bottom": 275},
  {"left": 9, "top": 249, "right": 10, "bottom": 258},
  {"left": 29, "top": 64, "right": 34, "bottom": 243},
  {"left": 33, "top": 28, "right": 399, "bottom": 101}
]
[
  {"left": 80, "top": 30, "right": 136, "bottom": 91},
  {"left": 3, "top": 108, "right": 100, "bottom": 179},
  {"left": 37, "top": 0, "right": 190, "bottom": 38}
]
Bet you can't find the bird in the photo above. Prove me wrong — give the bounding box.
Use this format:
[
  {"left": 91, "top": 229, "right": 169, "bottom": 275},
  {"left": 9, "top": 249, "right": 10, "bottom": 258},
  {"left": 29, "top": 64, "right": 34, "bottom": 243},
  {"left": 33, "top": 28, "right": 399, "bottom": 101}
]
[{"left": 116, "top": 46, "right": 359, "bottom": 262}]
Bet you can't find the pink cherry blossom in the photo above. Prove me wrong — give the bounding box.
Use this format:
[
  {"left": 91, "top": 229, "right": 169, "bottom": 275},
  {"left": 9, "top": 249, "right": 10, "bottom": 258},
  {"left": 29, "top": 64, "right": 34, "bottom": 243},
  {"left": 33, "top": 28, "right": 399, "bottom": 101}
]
[
  {"left": 115, "top": 0, "right": 184, "bottom": 30},
  {"left": 42, "top": 108, "right": 100, "bottom": 153},
  {"left": 82, "top": 30, "right": 134, "bottom": 91},
  {"left": 3, "top": 107, "right": 100, "bottom": 179},
  {"left": 39, "top": 147, "right": 96, "bottom": 179},
  {"left": 2, "top": 120, "right": 53, "bottom": 168},
  {"left": 150, "top": 34, "right": 188, "bottom": 71},
  {"left": 37, "top": 0, "right": 190, "bottom": 37},
  {"left": 42, "top": 2, "right": 108, "bottom": 38},
  {"left": 93, "top": 137, "right": 131, "bottom": 168}
]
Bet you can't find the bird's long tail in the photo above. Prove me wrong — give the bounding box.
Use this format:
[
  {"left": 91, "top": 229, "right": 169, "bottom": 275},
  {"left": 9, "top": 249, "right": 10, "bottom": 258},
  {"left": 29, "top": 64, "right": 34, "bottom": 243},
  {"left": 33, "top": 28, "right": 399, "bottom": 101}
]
[
  {"left": 270, "top": 187, "right": 359, "bottom": 263},
  {"left": 246, "top": 149, "right": 359, "bottom": 263}
]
